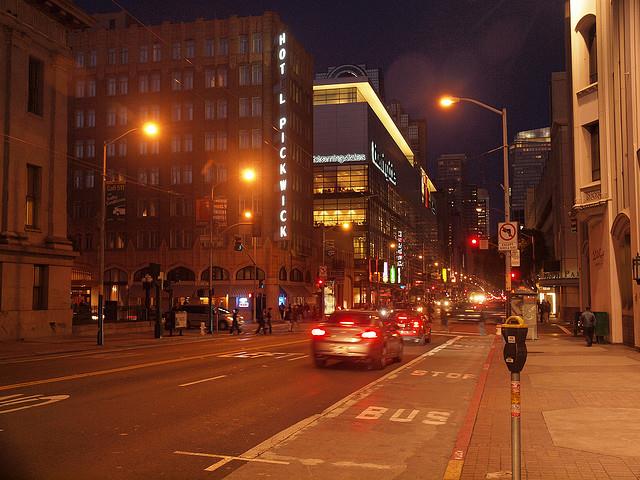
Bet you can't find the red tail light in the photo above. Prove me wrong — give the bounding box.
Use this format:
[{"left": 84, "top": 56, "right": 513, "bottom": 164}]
[
  {"left": 361, "top": 330, "right": 378, "bottom": 339},
  {"left": 413, "top": 321, "right": 420, "bottom": 328},
  {"left": 311, "top": 328, "right": 326, "bottom": 336},
  {"left": 398, "top": 315, "right": 408, "bottom": 320},
  {"left": 339, "top": 321, "right": 355, "bottom": 326}
]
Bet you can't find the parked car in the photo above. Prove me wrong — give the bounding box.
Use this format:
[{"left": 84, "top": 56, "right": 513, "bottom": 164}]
[
  {"left": 175, "top": 305, "right": 243, "bottom": 330},
  {"left": 310, "top": 310, "right": 403, "bottom": 369},
  {"left": 390, "top": 310, "right": 432, "bottom": 345}
]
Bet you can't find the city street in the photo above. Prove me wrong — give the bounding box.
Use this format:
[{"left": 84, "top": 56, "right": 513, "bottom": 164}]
[{"left": 0, "top": 327, "right": 494, "bottom": 479}]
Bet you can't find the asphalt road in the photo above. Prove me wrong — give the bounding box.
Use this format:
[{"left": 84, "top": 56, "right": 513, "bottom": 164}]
[{"left": 0, "top": 328, "right": 495, "bottom": 480}]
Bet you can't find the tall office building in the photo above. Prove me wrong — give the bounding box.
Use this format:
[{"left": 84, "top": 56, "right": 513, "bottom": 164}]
[
  {"left": 313, "top": 67, "right": 436, "bottom": 308},
  {"left": 509, "top": 127, "right": 551, "bottom": 224},
  {"left": 0, "top": 0, "right": 93, "bottom": 340},
  {"left": 68, "top": 11, "right": 315, "bottom": 320},
  {"left": 388, "top": 100, "right": 427, "bottom": 170}
]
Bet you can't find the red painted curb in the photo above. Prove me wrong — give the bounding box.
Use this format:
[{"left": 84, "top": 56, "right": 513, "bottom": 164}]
[{"left": 449, "top": 335, "right": 499, "bottom": 462}]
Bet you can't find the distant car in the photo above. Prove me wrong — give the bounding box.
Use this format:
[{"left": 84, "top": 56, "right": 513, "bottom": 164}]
[
  {"left": 310, "top": 310, "right": 403, "bottom": 369},
  {"left": 449, "top": 301, "right": 482, "bottom": 321},
  {"left": 390, "top": 310, "right": 432, "bottom": 345},
  {"left": 175, "top": 304, "right": 243, "bottom": 330}
]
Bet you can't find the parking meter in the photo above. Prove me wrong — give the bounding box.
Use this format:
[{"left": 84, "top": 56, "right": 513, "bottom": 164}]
[{"left": 502, "top": 316, "right": 528, "bottom": 373}]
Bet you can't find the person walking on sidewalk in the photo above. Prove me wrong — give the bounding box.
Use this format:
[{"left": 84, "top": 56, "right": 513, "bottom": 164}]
[
  {"left": 265, "top": 307, "right": 273, "bottom": 334},
  {"left": 229, "top": 309, "right": 242, "bottom": 335},
  {"left": 580, "top": 306, "right": 596, "bottom": 346},
  {"left": 254, "top": 312, "right": 266, "bottom": 335}
]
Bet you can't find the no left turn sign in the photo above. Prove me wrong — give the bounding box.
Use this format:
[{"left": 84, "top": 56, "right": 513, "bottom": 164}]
[{"left": 498, "top": 222, "right": 518, "bottom": 251}]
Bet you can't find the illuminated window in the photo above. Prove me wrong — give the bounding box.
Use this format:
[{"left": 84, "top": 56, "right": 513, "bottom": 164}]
[
  {"left": 313, "top": 165, "right": 368, "bottom": 194},
  {"left": 313, "top": 198, "right": 366, "bottom": 226}
]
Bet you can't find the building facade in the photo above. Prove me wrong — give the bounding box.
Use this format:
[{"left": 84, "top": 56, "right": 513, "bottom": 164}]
[
  {"left": 0, "top": 0, "right": 92, "bottom": 340},
  {"left": 68, "top": 11, "right": 315, "bottom": 321},
  {"left": 313, "top": 74, "right": 436, "bottom": 309},
  {"left": 510, "top": 127, "right": 551, "bottom": 225},
  {"left": 568, "top": 0, "right": 639, "bottom": 346}
]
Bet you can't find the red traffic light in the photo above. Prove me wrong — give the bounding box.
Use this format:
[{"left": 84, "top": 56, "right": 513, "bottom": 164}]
[
  {"left": 316, "top": 278, "right": 324, "bottom": 287},
  {"left": 469, "top": 236, "right": 479, "bottom": 247}
]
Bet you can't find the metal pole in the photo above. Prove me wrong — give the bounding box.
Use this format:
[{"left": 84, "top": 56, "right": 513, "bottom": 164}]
[
  {"left": 253, "top": 237, "right": 257, "bottom": 323},
  {"left": 154, "top": 280, "right": 161, "bottom": 338},
  {"left": 511, "top": 371, "right": 522, "bottom": 480},
  {"left": 321, "top": 225, "right": 325, "bottom": 315},
  {"left": 97, "top": 142, "right": 106, "bottom": 346},
  {"left": 502, "top": 108, "right": 512, "bottom": 317},
  {"left": 208, "top": 185, "right": 214, "bottom": 334}
]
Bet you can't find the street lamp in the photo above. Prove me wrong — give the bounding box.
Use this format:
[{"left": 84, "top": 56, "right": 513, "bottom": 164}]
[
  {"left": 97, "top": 121, "right": 159, "bottom": 346},
  {"left": 207, "top": 167, "right": 256, "bottom": 334},
  {"left": 439, "top": 95, "right": 511, "bottom": 313}
]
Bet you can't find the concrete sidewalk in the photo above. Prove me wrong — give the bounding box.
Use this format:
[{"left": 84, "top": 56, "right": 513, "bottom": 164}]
[{"left": 458, "top": 322, "right": 640, "bottom": 480}]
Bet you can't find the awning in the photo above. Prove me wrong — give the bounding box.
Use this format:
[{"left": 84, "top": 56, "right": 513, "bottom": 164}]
[
  {"left": 128, "top": 284, "right": 197, "bottom": 299},
  {"left": 280, "top": 284, "right": 315, "bottom": 299}
]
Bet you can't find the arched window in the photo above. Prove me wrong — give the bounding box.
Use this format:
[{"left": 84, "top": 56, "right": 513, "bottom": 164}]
[
  {"left": 167, "top": 266, "right": 196, "bottom": 282},
  {"left": 577, "top": 14, "right": 597, "bottom": 84},
  {"left": 236, "top": 265, "right": 265, "bottom": 280},
  {"left": 104, "top": 268, "right": 127, "bottom": 284},
  {"left": 133, "top": 267, "right": 152, "bottom": 282},
  {"left": 290, "top": 268, "right": 303, "bottom": 282},
  {"left": 279, "top": 267, "right": 287, "bottom": 281},
  {"left": 200, "top": 266, "right": 230, "bottom": 281}
]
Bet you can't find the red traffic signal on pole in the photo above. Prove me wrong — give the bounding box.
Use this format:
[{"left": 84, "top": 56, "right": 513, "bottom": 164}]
[{"left": 469, "top": 236, "right": 479, "bottom": 248}]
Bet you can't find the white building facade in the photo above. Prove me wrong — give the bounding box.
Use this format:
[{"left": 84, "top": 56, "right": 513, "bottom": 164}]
[{"left": 568, "top": 0, "right": 639, "bottom": 346}]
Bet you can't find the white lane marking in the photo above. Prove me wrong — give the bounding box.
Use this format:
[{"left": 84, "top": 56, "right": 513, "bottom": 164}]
[
  {"left": 174, "top": 450, "right": 290, "bottom": 472},
  {"left": 0, "top": 339, "right": 307, "bottom": 392},
  {"left": 179, "top": 375, "right": 227, "bottom": 387},
  {"left": 286, "top": 355, "right": 309, "bottom": 362},
  {"left": 240, "top": 337, "right": 463, "bottom": 460},
  {"left": 556, "top": 324, "right": 572, "bottom": 335},
  {"left": 0, "top": 393, "right": 69, "bottom": 414}
]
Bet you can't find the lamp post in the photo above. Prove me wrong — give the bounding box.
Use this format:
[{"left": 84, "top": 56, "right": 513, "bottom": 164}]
[
  {"left": 97, "top": 122, "right": 159, "bottom": 346},
  {"left": 207, "top": 168, "right": 256, "bottom": 334},
  {"left": 439, "top": 96, "right": 511, "bottom": 314},
  {"left": 320, "top": 221, "right": 351, "bottom": 315}
]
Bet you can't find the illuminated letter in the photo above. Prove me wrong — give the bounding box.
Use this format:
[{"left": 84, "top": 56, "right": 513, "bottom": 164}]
[
  {"left": 280, "top": 132, "right": 285, "bottom": 143},
  {"left": 279, "top": 163, "right": 287, "bottom": 175},
  {"left": 279, "top": 210, "right": 287, "bottom": 222},
  {"left": 279, "top": 117, "right": 287, "bottom": 129},
  {"left": 280, "top": 226, "right": 287, "bottom": 237},
  {"left": 278, "top": 32, "right": 286, "bottom": 46},
  {"left": 281, "top": 194, "right": 286, "bottom": 207},
  {"left": 279, "top": 93, "right": 286, "bottom": 105},
  {"left": 279, "top": 179, "right": 287, "bottom": 191},
  {"left": 279, "top": 147, "right": 287, "bottom": 159},
  {"left": 279, "top": 63, "right": 285, "bottom": 75},
  {"left": 278, "top": 48, "right": 286, "bottom": 61}
]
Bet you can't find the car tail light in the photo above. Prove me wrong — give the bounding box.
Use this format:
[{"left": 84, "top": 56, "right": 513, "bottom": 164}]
[
  {"left": 339, "top": 321, "right": 355, "bottom": 326},
  {"left": 398, "top": 315, "right": 407, "bottom": 320},
  {"left": 311, "top": 328, "right": 326, "bottom": 336},
  {"left": 413, "top": 321, "right": 420, "bottom": 328},
  {"left": 361, "top": 330, "right": 378, "bottom": 339}
]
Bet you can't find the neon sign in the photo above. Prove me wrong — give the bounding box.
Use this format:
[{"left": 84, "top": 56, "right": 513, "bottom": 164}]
[
  {"left": 370, "top": 142, "right": 397, "bottom": 185},
  {"left": 313, "top": 153, "right": 366, "bottom": 164},
  {"left": 397, "top": 230, "right": 404, "bottom": 268},
  {"left": 277, "top": 32, "right": 288, "bottom": 239}
]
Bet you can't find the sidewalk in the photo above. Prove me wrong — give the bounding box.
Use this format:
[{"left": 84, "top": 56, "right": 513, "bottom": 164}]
[
  {"left": 459, "top": 321, "right": 640, "bottom": 480},
  {"left": 0, "top": 321, "right": 292, "bottom": 362}
]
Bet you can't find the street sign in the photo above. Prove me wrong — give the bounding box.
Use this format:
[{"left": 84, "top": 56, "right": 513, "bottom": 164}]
[
  {"left": 106, "top": 181, "right": 125, "bottom": 221},
  {"left": 319, "top": 265, "right": 327, "bottom": 279},
  {"left": 479, "top": 239, "right": 489, "bottom": 250},
  {"left": 511, "top": 249, "right": 521, "bottom": 267},
  {"left": 498, "top": 222, "right": 518, "bottom": 251}
]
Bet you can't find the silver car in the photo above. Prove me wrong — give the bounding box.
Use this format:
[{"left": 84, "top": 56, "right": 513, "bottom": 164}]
[{"left": 310, "top": 310, "right": 403, "bottom": 369}]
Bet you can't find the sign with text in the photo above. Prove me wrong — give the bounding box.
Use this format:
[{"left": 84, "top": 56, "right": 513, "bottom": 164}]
[
  {"left": 511, "top": 248, "right": 521, "bottom": 267},
  {"left": 498, "top": 222, "right": 518, "bottom": 251},
  {"left": 106, "top": 181, "right": 125, "bottom": 221}
]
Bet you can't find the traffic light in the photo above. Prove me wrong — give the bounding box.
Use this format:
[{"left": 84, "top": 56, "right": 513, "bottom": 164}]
[
  {"left": 233, "top": 236, "right": 243, "bottom": 251},
  {"left": 316, "top": 278, "right": 324, "bottom": 289},
  {"left": 510, "top": 268, "right": 520, "bottom": 287},
  {"left": 469, "top": 236, "right": 479, "bottom": 248}
]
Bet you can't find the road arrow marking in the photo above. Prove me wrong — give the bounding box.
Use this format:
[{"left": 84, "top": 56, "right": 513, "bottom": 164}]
[{"left": 0, "top": 393, "right": 69, "bottom": 414}]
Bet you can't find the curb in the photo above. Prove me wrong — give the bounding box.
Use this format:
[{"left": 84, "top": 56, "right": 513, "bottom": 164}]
[{"left": 443, "top": 335, "right": 499, "bottom": 480}]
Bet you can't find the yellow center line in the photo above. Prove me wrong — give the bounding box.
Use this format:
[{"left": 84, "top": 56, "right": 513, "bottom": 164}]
[{"left": 0, "top": 339, "right": 307, "bottom": 392}]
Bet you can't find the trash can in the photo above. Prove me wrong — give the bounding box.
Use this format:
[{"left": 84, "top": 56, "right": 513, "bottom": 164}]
[
  {"left": 510, "top": 288, "right": 538, "bottom": 340},
  {"left": 594, "top": 311, "right": 609, "bottom": 344}
]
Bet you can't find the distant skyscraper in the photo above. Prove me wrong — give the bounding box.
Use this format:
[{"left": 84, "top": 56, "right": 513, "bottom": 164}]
[
  {"left": 388, "top": 100, "right": 427, "bottom": 170},
  {"left": 510, "top": 127, "right": 551, "bottom": 224},
  {"left": 476, "top": 188, "right": 490, "bottom": 238}
]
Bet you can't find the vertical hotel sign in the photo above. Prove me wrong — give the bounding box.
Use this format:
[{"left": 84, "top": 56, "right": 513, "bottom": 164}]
[{"left": 277, "top": 32, "right": 288, "bottom": 239}]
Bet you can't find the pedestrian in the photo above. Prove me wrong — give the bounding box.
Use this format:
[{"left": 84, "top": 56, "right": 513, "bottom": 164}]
[
  {"left": 441, "top": 309, "right": 449, "bottom": 332},
  {"left": 537, "top": 300, "right": 544, "bottom": 323},
  {"left": 542, "top": 298, "right": 551, "bottom": 323},
  {"left": 229, "top": 308, "right": 242, "bottom": 335},
  {"left": 254, "top": 311, "right": 266, "bottom": 335},
  {"left": 265, "top": 307, "right": 273, "bottom": 334},
  {"left": 278, "top": 304, "right": 285, "bottom": 321},
  {"left": 580, "top": 305, "right": 596, "bottom": 347},
  {"left": 285, "top": 304, "right": 294, "bottom": 332}
]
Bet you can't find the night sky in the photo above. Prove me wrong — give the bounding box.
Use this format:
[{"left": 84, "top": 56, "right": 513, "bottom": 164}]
[{"left": 76, "top": 0, "right": 565, "bottom": 230}]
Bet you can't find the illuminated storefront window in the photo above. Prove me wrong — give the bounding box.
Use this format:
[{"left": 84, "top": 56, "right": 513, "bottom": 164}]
[
  {"left": 314, "top": 198, "right": 366, "bottom": 225},
  {"left": 313, "top": 165, "right": 368, "bottom": 193}
]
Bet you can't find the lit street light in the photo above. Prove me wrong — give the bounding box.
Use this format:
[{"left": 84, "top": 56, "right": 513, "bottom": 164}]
[
  {"left": 439, "top": 95, "right": 511, "bottom": 312},
  {"left": 98, "top": 122, "right": 160, "bottom": 346}
]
